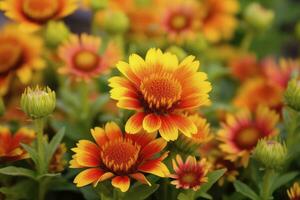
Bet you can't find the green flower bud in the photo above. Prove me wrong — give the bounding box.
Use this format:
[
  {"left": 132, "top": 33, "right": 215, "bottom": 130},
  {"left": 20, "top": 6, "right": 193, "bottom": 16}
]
[
  {"left": 284, "top": 79, "right": 300, "bottom": 112},
  {"left": 90, "top": 0, "right": 107, "bottom": 11},
  {"left": 244, "top": 3, "right": 274, "bottom": 32},
  {"left": 166, "top": 46, "right": 187, "bottom": 61},
  {"left": 103, "top": 11, "right": 129, "bottom": 34},
  {"left": 44, "top": 21, "right": 70, "bottom": 48},
  {"left": 253, "top": 139, "right": 287, "bottom": 170},
  {"left": 21, "top": 86, "right": 56, "bottom": 119}
]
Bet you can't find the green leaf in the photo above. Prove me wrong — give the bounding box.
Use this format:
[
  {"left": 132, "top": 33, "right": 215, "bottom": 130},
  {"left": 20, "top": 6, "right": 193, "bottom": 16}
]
[
  {"left": 198, "top": 193, "right": 213, "bottom": 200},
  {"left": 0, "top": 166, "right": 35, "bottom": 179},
  {"left": 196, "top": 168, "right": 227, "bottom": 196},
  {"left": 270, "top": 171, "right": 298, "bottom": 193},
  {"left": 0, "top": 179, "right": 36, "bottom": 200},
  {"left": 21, "top": 143, "right": 38, "bottom": 166},
  {"left": 234, "top": 180, "right": 259, "bottom": 200},
  {"left": 177, "top": 193, "right": 190, "bottom": 200},
  {"left": 36, "top": 173, "right": 61, "bottom": 180},
  {"left": 90, "top": 94, "right": 110, "bottom": 117},
  {"left": 46, "top": 127, "right": 65, "bottom": 165},
  {"left": 122, "top": 183, "right": 159, "bottom": 200}
]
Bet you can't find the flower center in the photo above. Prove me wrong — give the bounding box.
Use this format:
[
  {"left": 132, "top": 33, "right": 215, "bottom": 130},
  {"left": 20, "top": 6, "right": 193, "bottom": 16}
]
[
  {"left": 140, "top": 73, "right": 182, "bottom": 112},
  {"left": 73, "top": 50, "right": 100, "bottom": 71},
  {"left": 0, "top": 40, "right": 22, "bottom": 74},
  {"left": 235, "top": 127, "right": 261, "bottom": 150},
  {"left": 22, "top": 0, "right": 59, "bottom": 23},
  {"left": 181, "top": 172, "right": 196, "bottom": 184},
  {"left": 101, "top": 138, "right": 140, "bottom": 174},
  {"left": 171, "top": 15, "right": 187, "bottom": 30}
]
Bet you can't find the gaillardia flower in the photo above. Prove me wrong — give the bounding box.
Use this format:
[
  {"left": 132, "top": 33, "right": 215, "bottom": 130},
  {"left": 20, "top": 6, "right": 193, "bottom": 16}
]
[
  {"left": 176, "top": 114, "right": 213, "bottom": 153},
  {"left": 170, "top": 155, "right": 209, "bottom": 190},
  {"left": 70, "top": 122, "right": 169, "bottom": 192},
  {"left": 199, "top": 0, "right": 239, "bottom": 43},
  {"left": 58, "top": 34, "right": 119, "bottom": 81},
  {"left": 218, "top": 106, "right": 279, "bottom": 167},
  {"left": 0, "top": 126, "right": 35, "bottom": 163},
  {"left": 287, "top": 182, "right": 300, "bottom": 200},
  {"left": 49, "top": 143, "right": 67, "bottom": 173},
  {"left": 161, "top": 0, "right": 201, "bottom": 42},
  {"left": 234, "top": 78, "right": 283, "bottom": 111},
  {"left": 0, "top": 0, "right": 77, "bottom": 31},
  {"left": 109, "top": 48, "right": 212, "bottom": 141},
  {"left": 0, "top": 25, "right": 44, "bottom": 95}
]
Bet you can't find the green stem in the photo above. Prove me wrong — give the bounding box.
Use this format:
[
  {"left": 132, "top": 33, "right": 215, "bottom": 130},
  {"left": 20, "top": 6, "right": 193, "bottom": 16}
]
[
  {"left": 240, "top": 31, "right": 254, "bottom": 51},
  {"left": 261, "top": 169, "right": 274, "bottom": 200},
  {"left": 79, "top": 81, "right": 90, "bottom": 122},
  {"left": 34, "top": 118, "right": 46, "bottom": 175},
  {"left": 38, "top": 179, "right": 46, "bottom": 200}
]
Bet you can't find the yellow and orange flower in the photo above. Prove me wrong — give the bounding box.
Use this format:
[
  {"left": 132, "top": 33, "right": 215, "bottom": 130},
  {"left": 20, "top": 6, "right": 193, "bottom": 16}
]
[
  {"left": 170, "top": 155, "right": 209, "bottom": 190},
  {"left": 263, "top": 58, "right": 300, "bottom": 89},
  {"left": 160, "top": 0, "right": 201, "bottom": 42},
  {"left": 70, "top": 122, "right": 169, "bottom": 192},
  {"left": 0, "top": 0, "right": 77, "bottom": 32},
  {"left": 58, "top": 34, "right": 119, "bottom": 81},
  {"left": 229, "top": 53, "right": 261, "bottom": 82},
  {"left": 0, "top": 126, "right": 35, "bottom": 163},
  {"left": 218, "top": 106, "right": 279, "bottom": 167},
  {"left": 287, "top": 182, "right": 300, "bottom": 200},
  {"left": 109, "top": 48, "right": 212, "bottom": 141},
  {"left": 233, "top": 77, "right": 283, "bottom": 112},
  {"left": 199, "top": 0, "right": 239, "bottom": 43},
  {"left": 0, "top": 25, "right": 44, "bottom": 96},
  {"left": 176, "top": 114, "right": 213, "bottom": 153}
]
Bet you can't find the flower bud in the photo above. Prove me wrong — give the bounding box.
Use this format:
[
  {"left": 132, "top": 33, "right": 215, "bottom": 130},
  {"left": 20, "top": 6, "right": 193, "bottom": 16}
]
[
  {"left": 102, "top": 10, "right": 129, "bottom": 34},
  {"left": 244, "top": 3, "right": 274, "bottom": 32},
  {"left": 253, "top": 139, "right": 287, "bottom": 170},
  {"left": 21, "top": 86, "right": 56, "bottom": 119},
  {"left": 284, "top": 79, "right": 300, "bottom": 112},
  {"left": 44, "top": 21, "right": 70, "bottom": 48}
]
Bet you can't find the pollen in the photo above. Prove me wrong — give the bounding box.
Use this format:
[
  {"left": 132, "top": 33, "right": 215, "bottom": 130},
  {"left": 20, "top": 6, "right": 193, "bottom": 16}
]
[
  {"left": 171, "top": 15, "right": 188, "bottom": 30},
  {"left": 234, "top": 127, "right": 260, "bottom": 150},
  {"left": 140, "top": 73, "right": 182, "bottom": 112},
  {"left": 73, "top": 50, "right": 99, "bottom": 71},
  {"left": 22, "top": 0, "right": 59, "bottom": 22},
  {"left": 101, "top": 138, "right": 140, "bottom": 173}
]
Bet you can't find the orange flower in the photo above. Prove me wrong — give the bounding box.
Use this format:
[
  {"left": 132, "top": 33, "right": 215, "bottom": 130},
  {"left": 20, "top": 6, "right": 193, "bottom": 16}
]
[
  {"left": 0, "top": 0, "right": 77, "bottom": 32},
  {"left": 176, "top": 114, "right": 213, "bottom": 153},
  {"left": 200, "top": 0, "right": 239, "bottom": 43},
  {"left": 170, "top": 155, "right": 209, "bottom": 190},
  {"left": 229, "top": 54, "right": 261, "bottom": 81},
  {"left": 109, "top": 49, "right": 211, "bottom": 141},
  {"left": 70, "top": 122, "right": 169, "bottom": 192},
  {"left": 218, "top": 106, "right": 279, "bottom": 167},
  {"left": 161, "top": 0, "right": 201, "bottom": 42},
  {"left": 263, "top": 58, "right": 300, "bottom": 89},
  {"left": 234, "top": 77, "right": 283, "bottom": 111},
  {"left": 287, "top": 182, "right": 300, "bottom": 200},
  {"left": 58, "top": 34, "right": 120, "bottom": 81},
  {"left": 0, "top": 126, "right": 35, "bottom": 163},
  {"left": 0, "top": 25, "right": 44, "bottom": 95}
]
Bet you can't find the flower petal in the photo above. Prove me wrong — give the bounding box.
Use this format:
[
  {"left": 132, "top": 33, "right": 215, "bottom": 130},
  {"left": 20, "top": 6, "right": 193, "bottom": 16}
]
[
  {"left": 74, "top": 168, "right": 104, "bottom": 187},
  {"left": 169, "top": 114, "right": 197, "bottom": 137},
  {"left": 159, "top": 115, "right": 178, "bottom": 141},
  {"left": 143, "top": 114, "right": 162, "bottom": 133},
  {"left": 91, "top": 127, "right": 108, "bottom": 147},
  {"left": 105, "top": 122, "right": 122, "bottom": 140},
  {"left": 138, "top": 152, "right": 169, "bottom": 177},
  {"left": 125, "top": 112, "right": 145, "bottom": 134},
  {"left": 117, "top": 97, "right": 143, "bottom": 110},
  {"left": 140, "top": 138, "right": 167, "bottom": 160},
  {"left": 112, "top": 176, "right": 130, "bottom": 192},
  {"left": 130, "top": 173, "right": 151, "bottom": 185},
  {"left": 116, "top": 61, "right": 140, "bottom": 85}
]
